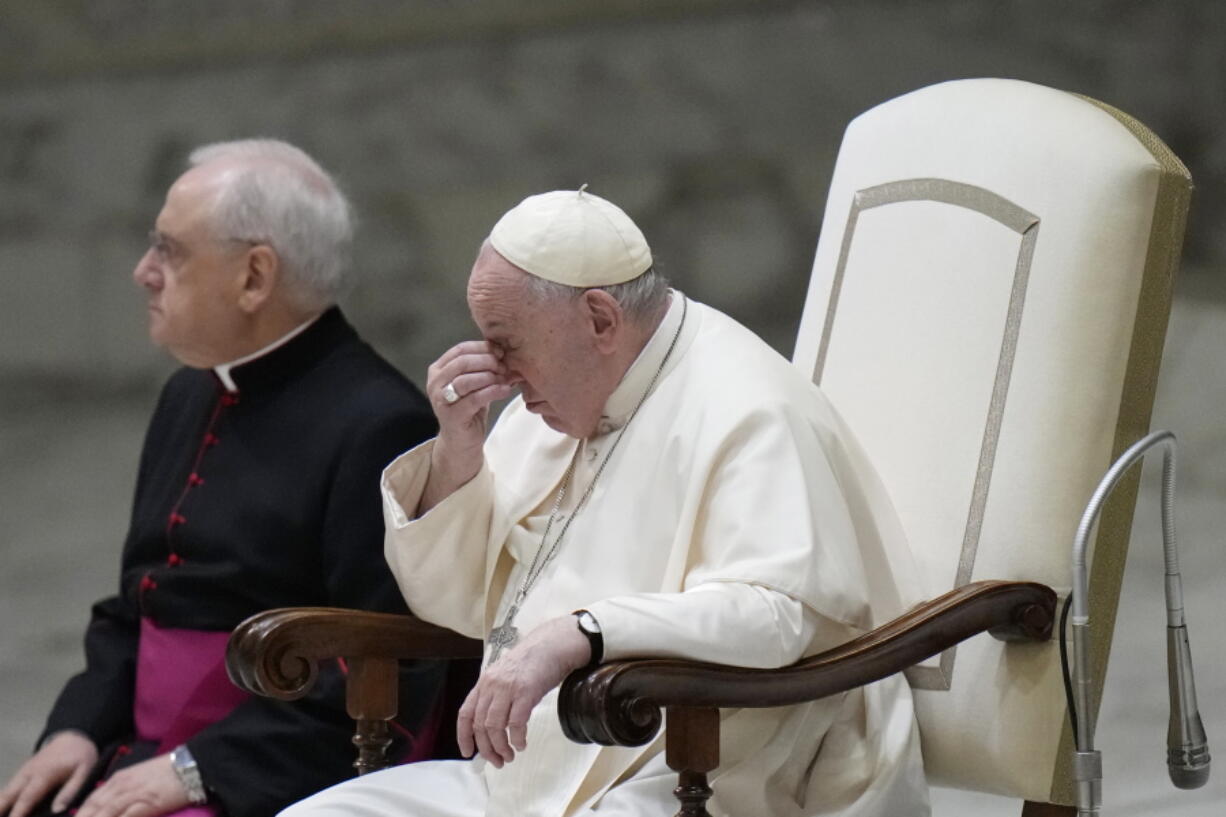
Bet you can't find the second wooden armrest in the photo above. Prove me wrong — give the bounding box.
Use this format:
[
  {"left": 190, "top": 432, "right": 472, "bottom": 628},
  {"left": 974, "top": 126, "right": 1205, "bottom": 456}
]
[
  {"left": 226, "top": 607, "right": 484, "bottom": 701},
  {"left": 559, "top": 579, "right": 1055, "bottom": 747}
]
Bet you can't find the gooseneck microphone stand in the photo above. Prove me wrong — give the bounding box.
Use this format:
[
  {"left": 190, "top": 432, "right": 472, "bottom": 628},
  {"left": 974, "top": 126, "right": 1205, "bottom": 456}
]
[{"left": 1068, "top": 430, "right": 1210, "bottom": 816}]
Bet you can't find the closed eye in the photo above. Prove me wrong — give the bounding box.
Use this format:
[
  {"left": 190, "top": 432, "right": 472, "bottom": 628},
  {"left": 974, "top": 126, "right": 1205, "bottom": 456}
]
[{"left": 486, "top": 337, "right": 519, "bottom": 355}]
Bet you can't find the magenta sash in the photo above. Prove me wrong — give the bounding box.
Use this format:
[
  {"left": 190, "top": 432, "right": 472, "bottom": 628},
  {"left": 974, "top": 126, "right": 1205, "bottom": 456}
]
[
  {"left": 132, "top": 618, "right": 440, "bottom": 816},
  {"left": 134, "top": 618, "right": 250, "bottom": 817}
]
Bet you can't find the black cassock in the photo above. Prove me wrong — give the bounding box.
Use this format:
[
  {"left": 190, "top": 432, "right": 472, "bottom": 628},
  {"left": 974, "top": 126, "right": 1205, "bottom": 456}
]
[{"left": 40, "top": 308, "right": 454, "bottom": 817}]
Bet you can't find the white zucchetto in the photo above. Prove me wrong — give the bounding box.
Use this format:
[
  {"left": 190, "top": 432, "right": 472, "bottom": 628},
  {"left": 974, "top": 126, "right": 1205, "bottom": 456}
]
[{"left": 489, "top": 187, "right": 653, "bottom": 287}]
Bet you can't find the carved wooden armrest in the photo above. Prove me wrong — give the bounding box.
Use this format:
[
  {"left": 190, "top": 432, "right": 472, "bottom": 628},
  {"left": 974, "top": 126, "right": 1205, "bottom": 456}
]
[
  {"left": 559, "top": 579, "right": 1055, "bottom": 747},
  {"left": 226, "top": 606, "right": 484, "bottom": 700},
  {"left": 225, "top": 607, "right": 484, "bottom": 775},
  {"left": 558, "top": 580, "right": 1054, "bottom": 816}
]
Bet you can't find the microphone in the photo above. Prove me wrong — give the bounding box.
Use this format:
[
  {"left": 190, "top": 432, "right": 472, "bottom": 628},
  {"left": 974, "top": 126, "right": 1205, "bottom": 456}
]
[
  {"left": 1071, "top": 431, "right": 1212, "bottom": 815},
  {"left": 1156, "top": 439, "right": 1211, "bottom": 790},
  {"left": 1166, "top": 623, "right": 1210, "bottom": 788}
]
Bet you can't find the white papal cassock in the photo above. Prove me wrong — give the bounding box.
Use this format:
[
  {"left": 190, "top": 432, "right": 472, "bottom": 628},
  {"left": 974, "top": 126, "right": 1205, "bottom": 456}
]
[{"left": 282, "top": 292, "right": 930, "bottom": 817}]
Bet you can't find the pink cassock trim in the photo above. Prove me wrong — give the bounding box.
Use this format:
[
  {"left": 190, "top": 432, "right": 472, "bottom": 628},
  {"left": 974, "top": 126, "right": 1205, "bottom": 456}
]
[
  {"left": 134, "top": 618, "right": 250, "bottom": 752},
  {"left": 397, "top": 696, "right": 442, "bottom": 764}
]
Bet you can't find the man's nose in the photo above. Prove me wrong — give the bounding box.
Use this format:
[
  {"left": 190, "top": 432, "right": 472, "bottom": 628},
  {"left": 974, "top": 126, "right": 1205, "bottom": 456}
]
[{"left": 133, "top": 250, "right": 162, "bottom": 289}]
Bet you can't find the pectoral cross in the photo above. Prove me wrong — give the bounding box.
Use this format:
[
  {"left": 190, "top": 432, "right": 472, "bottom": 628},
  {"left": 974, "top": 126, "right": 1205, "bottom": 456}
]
[{"left": 487, "top": 605, "right": 520, "bottom": 665}]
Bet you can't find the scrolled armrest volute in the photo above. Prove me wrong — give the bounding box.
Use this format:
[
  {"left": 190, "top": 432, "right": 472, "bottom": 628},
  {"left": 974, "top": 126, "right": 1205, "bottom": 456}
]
[
  {"left": 559, "top": 579, "right": 1055, "bottom": 747},
  {"left": 559, "top": 662, "right": 664, "bottom": 747},
  {"left": 226, "top": 607, "right": 484, "bottom": 700}
]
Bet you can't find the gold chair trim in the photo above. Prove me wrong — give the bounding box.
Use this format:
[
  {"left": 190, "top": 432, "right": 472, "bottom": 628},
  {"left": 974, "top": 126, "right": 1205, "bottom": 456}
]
[{"left": 1046, "top": 96, "right": 1193, "bottom": 806}]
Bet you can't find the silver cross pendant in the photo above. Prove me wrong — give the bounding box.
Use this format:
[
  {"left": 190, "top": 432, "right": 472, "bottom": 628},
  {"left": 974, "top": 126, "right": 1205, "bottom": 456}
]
[{"left": 487, "top": 605, "right": 520, "bottom": 665}]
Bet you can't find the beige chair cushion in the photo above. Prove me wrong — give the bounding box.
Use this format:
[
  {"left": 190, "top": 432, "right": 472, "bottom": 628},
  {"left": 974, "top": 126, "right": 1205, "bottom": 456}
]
[{"left": 793, "top": 78, "right": 1190, "bottom": 802}]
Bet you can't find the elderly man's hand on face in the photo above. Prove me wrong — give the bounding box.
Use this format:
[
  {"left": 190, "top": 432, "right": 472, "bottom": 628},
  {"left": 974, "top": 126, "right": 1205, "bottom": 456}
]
[
  {"left": 420, "top": 341, "right": 516, "bottom": 514},
  {"left": 456, "top": 615, "right": 591, "bottom": 768},
  {"left": 0, "top": 732, "right": 97, "bottom": 817},
  {"left": 72, "top": 755, "right": 190, "bottom": 817}
]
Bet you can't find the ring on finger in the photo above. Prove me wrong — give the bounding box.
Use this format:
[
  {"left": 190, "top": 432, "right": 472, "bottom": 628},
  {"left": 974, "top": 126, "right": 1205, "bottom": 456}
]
[{"left": 442, "top": 381, "right": 460, "bottom": 404}]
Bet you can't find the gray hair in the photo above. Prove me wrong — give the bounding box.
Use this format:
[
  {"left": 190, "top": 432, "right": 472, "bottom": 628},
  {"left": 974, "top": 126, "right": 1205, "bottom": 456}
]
[
  {"left": 522, "top": 267, "right": 671, "bottom": 323},
  {"left": 188, "top": 139, "right": 354, "bottom": 311}
]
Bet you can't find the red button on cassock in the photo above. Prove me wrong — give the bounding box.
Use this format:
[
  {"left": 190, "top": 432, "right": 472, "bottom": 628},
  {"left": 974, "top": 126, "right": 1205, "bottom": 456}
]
[
  {"left": 167, "top": 553, "right": 182, "bottom": 566},
  {"left": 169, "top": 513, "right": 187, "bottom": 527},
  {"left": 188, "top": 473, "right": 204, "bottom": 486},
  {"left": 139, "top": 574, "right": 157, "bottom": 592}
]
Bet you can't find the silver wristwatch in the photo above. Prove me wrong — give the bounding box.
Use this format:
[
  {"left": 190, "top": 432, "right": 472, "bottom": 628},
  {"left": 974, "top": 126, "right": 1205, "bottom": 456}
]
[{"left": 169, "top": 745, "right": 208, "bottom": 805}]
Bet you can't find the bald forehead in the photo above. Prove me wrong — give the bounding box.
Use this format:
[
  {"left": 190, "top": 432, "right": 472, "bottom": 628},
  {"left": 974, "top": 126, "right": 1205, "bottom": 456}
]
[
  {"left": 165, "top": 157, "right": 278, "bottom": 231},
  {"left": 159, "top": 164, "right": 230, "bottom": 236},
  {"left": 189, "top": 141, "right": 335, "bottom": 195},
  {"left": 159, "top": 165, "right": 221, "bottom": 222},
  {"left": 171, "top": 162, "right": 221, "bottom": 195},
  {"left": 169, "top": 161, "right": 237, "bottom": 208},
  {"left": 178, "top": 153, "right": 331, "bottom": 207},
  {"left": 468, "top": 245, "right": 529, "bottom": 303}
]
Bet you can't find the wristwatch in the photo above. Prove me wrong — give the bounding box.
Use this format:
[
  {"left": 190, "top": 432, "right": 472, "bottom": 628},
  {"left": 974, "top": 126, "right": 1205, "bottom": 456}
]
[
  {"left": 169, "top": 744, "right": 208, "bottom": 805},
  {"left": 573, "top": 609, "right": 604, "bottom": 666}
]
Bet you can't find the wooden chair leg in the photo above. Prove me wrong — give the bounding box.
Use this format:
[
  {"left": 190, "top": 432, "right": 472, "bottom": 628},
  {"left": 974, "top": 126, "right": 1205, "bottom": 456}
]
[
  {"left": 346, "top": 656, "right": 398, "bottom": 774},
  {"left": 665, "top": 706, "right": 720, "bottom": 817},
  {"left": 1021, "top": 801, "right": 1076, "bottom": 816}
]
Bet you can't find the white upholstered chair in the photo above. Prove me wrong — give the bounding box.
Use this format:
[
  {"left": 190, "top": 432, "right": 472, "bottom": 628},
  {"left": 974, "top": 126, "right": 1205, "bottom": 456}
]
[
  {"left": 791, "top": 77, "right": 1192, "bottom": 812},
  {"left": 227, "top": 79, "right": 1193, "bottom": 816}
]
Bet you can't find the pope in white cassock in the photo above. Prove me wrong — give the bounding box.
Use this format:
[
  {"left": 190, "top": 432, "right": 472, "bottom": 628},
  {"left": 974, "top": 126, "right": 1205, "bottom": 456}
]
[{"left": 281, "top": 189, "right": 930, "bottom": 816}]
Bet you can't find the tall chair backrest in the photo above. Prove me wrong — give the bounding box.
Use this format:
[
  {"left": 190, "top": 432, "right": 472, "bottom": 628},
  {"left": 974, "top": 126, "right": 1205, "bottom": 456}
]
[{"left": 792, "top": 78, "right": 1191, "bottom": 804}]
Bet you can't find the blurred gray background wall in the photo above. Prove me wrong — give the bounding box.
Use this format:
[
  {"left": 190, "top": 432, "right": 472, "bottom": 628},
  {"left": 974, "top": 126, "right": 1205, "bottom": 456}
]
[{"left": 1, "top": 2, "right": 1223, "bottom": 814}]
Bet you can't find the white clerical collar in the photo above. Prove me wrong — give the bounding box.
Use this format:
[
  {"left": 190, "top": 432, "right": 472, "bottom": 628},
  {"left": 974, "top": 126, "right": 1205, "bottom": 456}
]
[
  {"left": 213, "top": 314, "right": 322, "bottom": 393},
  {"left": 594, "top": 290, "right": 686, "bottom": 436}
]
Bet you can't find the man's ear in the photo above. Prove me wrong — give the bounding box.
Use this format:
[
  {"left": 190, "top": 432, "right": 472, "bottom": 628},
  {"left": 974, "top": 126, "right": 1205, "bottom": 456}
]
[
  {"left": 237, "top": 244, "right": 280, "bottom": 313},
  {"left": 582, "top": 289, "right": 623, "bottom": 353}
]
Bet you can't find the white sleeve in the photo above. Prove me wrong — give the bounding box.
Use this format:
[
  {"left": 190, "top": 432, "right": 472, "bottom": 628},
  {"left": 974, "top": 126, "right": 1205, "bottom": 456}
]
[
  {"left": 381, "top": 439, "right": 493, "bottom": 638},
  {"left": 585, "top": 582, "right": 857, "bottom": 668}
]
